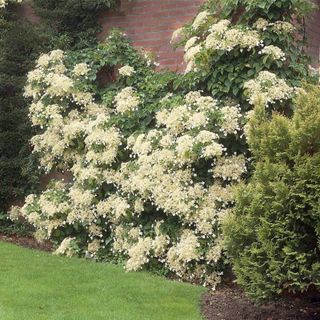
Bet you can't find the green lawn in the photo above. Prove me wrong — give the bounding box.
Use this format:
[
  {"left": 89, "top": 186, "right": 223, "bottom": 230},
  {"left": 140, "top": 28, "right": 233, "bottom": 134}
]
[{"left": 0, "top": 242, "right": 205, "bottom": 320}]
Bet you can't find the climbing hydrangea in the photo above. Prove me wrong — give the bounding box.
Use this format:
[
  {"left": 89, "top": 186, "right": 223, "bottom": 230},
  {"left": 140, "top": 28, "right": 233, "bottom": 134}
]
[
  {"left": 244, "top": 71, "right": 294, "bottom": 106},
  {"left": 181, "top": 15, "right": 295, "bottom": 74},
  {"left": 11, "top": 38, "right": 253, "bottom": 287},
  {"left": 11, "top": 0, "right": 309, "bottom": 289}
]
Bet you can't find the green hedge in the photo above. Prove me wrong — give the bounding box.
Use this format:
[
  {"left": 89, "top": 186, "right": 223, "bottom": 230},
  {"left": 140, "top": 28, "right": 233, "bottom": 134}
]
[
  {"left": 0, "top": 13, "right": 46, "bottom": 211},
  {"left": 223, "top": 85, "right": 320, "bottom": 300}
]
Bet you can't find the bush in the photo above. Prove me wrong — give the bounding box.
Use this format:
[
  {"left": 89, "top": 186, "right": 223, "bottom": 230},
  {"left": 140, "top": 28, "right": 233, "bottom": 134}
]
[
  {"left": 223, "top": 85, "right": 320, "bottom": 300},
  {"left": 0, "top": 210, "right": 33, "bottom": 236},
  {"left": 0, "top": 13, "right": 47, "bottom": 211},
  {"left": 0, "top": 0, "right": 116, "bottom": 213},
  {"left": 10, "top": 0, "right": 316, "bottom": 288},
  {"left": 10, "top": 30, "right": 249, "bottom": 287},
  {"left": 32, "top": 0, "right": 116, "bottom": 49}
]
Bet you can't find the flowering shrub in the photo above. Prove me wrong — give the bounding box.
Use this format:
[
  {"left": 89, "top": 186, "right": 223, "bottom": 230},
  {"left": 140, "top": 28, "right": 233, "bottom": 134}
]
[
  {"left": 9, "top": 30, "right": 251, "bottom": 287},
  {"left": 0, "top": 0, "right": 117, "bottom": 213},
  {"left": 10, "top": 0, "right": 315, "bottom": 289},
  {"left": 223, "top": 85, "right": 320, "bottom": 300},
  {"left": 173, "top": 0, "right": 310, "bottom": 110}
]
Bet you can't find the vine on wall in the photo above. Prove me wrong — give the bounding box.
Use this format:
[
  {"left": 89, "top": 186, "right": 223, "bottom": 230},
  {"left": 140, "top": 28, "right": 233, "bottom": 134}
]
[{"left": 10, "top": 0, "right": 315, "bottom": 290}]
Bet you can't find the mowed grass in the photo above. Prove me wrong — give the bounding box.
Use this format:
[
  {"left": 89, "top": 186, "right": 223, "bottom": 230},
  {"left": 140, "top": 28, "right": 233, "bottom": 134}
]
[{"left": 0, "top": 242, "right": 205, "bottom": 320}]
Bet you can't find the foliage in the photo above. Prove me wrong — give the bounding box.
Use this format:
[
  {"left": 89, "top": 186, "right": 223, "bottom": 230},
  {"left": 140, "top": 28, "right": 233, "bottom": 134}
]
[
  {"left": 203, "top": 0, "right": 315, "bottom": 21},
  {"left": 9, "top": 30, "right": 250, "bottom": 287},
  {"left": 173, "top": 0, "right": 310, "bottom": 112},
  {"left": 32, "top": 0, "right": 117, "bottom": 50},
  {"left": 0, "top": 211, "right": 33, "bottom": 236},
  {"left": 0, "top": 12, "right": 47, "bottom": 211},
  {"left": 9, "top": 0, "right": 316, "bottom": 288},
  {"left": 223, "top": 85, "right": 320, "bottom": 300},
  {"left": 0, "top": 241, "right": 205, "bottom": 320},
  {"left": 3, "top": 0, "right": 316, "bottom": 290}
]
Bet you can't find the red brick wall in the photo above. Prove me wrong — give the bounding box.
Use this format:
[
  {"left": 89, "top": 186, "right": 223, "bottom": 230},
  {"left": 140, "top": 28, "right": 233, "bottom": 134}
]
[
  {"left": 20, "top": 0, "right": 320, "bottom": 68},
  {"left": 99, "top": 0, "right": 205, "bottom": 71}
]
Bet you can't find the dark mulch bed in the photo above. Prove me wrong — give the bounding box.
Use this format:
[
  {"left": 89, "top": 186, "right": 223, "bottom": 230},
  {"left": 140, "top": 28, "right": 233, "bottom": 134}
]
[
  {"left": 202, "top": 285, "right": 320, "bottom": 320},
  {"left": 0, "top": 233, "right": 53, "bottom": 252}
]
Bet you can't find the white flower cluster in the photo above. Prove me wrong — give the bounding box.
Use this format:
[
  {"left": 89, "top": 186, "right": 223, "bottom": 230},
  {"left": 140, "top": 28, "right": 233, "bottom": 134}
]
[
  {"left": 259, "top": 45, "right": 285, "bottom": 61},
  {"left": 192, "top": 10, "right": 210, "bottom": 30},
  {"left": 182, "top": 18, "right": 263, "bottom": 73},
  {"left": 220, "top": 105, "right": 242, "bottom": 135},
  {"left": 16, "top": 48, "right": 250, "bottom": 288},
  {"left": 73, "top": 63, "right": 90, "bottom": 77},
  {"left": 114, "top": 87, "right": 140, "bottom": 114},
  {"left": 54, "top": 237, "right": 78, "bottom": 258},
  {"left": 118, "top": 65, "right": 135, "bottom": 77},
  {"left": 25, "top": 50, "right": 73, "bottom": 99},
  {"left": 244, "top": 71, "right": 294, "bottom": 106},
  {"left": 205, "top": 22, "right": 261, "bottom": 51},
  {"left": 253, "top": 18, "right": 295, "bottom": 34},
  {"left": 170, "top": 27, "right": 184, "bottom": 44}
]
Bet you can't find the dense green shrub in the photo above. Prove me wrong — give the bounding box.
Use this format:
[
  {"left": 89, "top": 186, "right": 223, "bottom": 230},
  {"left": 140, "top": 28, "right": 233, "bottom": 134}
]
[
  {"left": 0, "top": 11, "right": 47, "bottom": 211},
  {"left": 223, "top": 85, "right": 320, "bottom": 300},
  {"left": 32, "top": 0, "right": 117, "bottom": 49}
]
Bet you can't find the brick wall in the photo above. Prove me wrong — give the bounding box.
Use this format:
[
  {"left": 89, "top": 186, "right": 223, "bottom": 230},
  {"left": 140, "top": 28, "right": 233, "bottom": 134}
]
[
  {"left": 19, "top": 0, "right": 320, "bottom": 69},
  {"left": 99, "top": 0, "right": 205, "bottom": 71}
]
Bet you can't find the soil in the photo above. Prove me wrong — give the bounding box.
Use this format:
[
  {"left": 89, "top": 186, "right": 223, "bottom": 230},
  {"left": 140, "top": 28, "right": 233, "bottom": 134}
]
[
  {"left": 0, "top": 233, "right": 53, "bottom": 252},
  {"left": 202, "top": 285, "right": 320, "bottom": 320}
]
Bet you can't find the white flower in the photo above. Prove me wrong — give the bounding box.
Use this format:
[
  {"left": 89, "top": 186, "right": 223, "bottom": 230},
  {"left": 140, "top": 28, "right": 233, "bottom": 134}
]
[
  {"left": 184, "top": 44, "right": 202, "bottom": 62},
  {"left": 253, "top": 18, "right": 269, "bottom": 31},
  {"left": 119, "top": 65, "right": 135, "bottom": 77},
  {"left": 37, "top": 54, "right": 51, "bottom": 67},
  {"left": 192, "top": 11, "right": 210, "bottom": 30},
  {"left": 49, "top": 50, "right": 64, "bottom": 61},
  {"left": 244, "top": 71, "right": 294, "bottom": 106},
  {"left": 202, "top": 143, "right": 223, "bottom": 159},
  {"left": 260, "top": 45, "right": 285, "bottom": 61},
  {"left": 171, "top": 27, "right": 184, "bottom": 43},
  {"left": 185, "top": 37, "right": 198, "bottom": 51},
  {"left": 45, "top": 73, "right": 73, "bottom": 96},
  {"left": 54, "top": 238, "right": 78, "bottom": 258},
  {"left": 221, "top": 105, "right": 242, "bottom": 134},
  {"left": 114, "top": 87, "right": 140, "bottom": 114},
  {"left": 213, "top": 155, "right": 247, "bottom": 181},
  {"left": 272, "top": 21, "right": 295, "bottom": 34},
  {"left": 126, "top": 237, "right": 153, "bottom": 271},
  {"left": 73, "top": 63, "right": 90, "bottom": 76}
]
